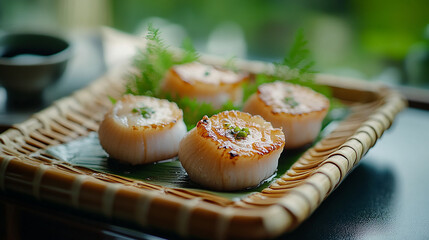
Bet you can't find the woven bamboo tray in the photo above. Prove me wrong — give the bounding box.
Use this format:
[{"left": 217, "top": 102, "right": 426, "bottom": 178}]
[{"left": 0, "top": 61, "right": 405, "bottom": 239}]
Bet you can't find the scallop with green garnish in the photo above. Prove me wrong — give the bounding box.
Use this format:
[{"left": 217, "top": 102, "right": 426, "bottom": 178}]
[
  {"left": 161, "top": 62, "right": 248, "bottom": 108},
  {"left": 243, "top": 81, "right": 329, "bottom": 149},
  {"left": 98, "top": 95, "right": 187, "bottom": 165},
  {"left": 178, "top": 110, "right": 285, "bottom": 191}
]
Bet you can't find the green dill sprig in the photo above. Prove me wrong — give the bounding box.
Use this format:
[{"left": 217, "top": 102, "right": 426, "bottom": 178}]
[
  {"left": 223, "top": 56, "right": 239, "bottom": 73},
  {"left": 125, "top": 25, "right": 334, "bottom": 130},
  {"left": 181, "top": 37, "right": 200, "bottom": 63},
  {"left": 279, "top": 29, "right": 315, "bottom": 75},
  {"left": 126, "top": 24, "right": 199, "bottom": 97},
  {"left": 243, "top": 29, "right": 332, "bottom": 102},
  {"left": 277, "top": 29, "right": 333, "bottom": 98},
  {"left": 126, "top": 24, "right": 242, "bottom": 130}
]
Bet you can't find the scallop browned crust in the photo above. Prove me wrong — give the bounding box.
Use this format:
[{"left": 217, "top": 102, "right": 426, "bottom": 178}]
[
  {"left": 178, "top": 110, "right": 285, "bottom": 191},
  {"left": 161, "top": 62, "right": 248, "bottom": 107},
  {"left": 243, "top": 81, "right": 330, "bottom": 149}
]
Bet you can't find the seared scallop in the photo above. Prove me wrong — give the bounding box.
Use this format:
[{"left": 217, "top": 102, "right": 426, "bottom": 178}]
[
  {"left": 161, "top": 62, "right": 248, "bottom": 108},
  {"left": 243, "top": 81, "right": 329, "bottom": 149},
  {"left": 178, "top": 110, "right": 285, "bottom": 191},
  {"left": 98, "top": 95, "right": 187, "bottom": 165}
]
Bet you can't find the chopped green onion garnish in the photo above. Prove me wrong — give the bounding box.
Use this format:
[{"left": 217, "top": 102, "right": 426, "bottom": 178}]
[
  {"left": 242, "top": 127, "right": 250, "bottom": 134},
  {"left": 236, "top": 131, "right": 247, "bottom": 139},
  {"left": 224, "top": 124, "right": 250, "bottom": 140},
  {"left": 284, "top": 96, "right": 299, "bottom": 108},
  {"left": 108, "top": 96, "right": 117, "bottom": 104},
  {"left": 132, "top": 106, "right": 154, "bottom": 119}
]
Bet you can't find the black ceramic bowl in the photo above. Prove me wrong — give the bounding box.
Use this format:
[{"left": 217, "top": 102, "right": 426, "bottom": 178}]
[{"left": 0, "top": 32, "right": 71, "bottom": 106}]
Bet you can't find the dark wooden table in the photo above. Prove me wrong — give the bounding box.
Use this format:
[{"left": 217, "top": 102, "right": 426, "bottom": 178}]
[{"left": 1, "top": 32, "right": 429, "bottom": 240}]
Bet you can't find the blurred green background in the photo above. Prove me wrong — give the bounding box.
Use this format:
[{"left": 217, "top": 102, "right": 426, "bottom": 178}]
[{"left": 1, "top": 0, "right": 428, "bottom": 87}]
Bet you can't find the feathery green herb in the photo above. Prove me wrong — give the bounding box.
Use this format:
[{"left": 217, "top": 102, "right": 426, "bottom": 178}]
[
  {"left": 126, "top": 24, "right": 242, "bottom": 130},
  {"left": 223, "top": 56, "right": 239, "bottom": 73},
  {"left": 242, "top": 28, "right": 332, "bottom": 102},
  {"left": 280, "top": 29, "right": 315, "bottom": 74},
  {"left": 126, "top": 25, "right": 332, "bottom": 130},
  {"left": 126, "top": 24, "right": 199, "bottom": 97}
]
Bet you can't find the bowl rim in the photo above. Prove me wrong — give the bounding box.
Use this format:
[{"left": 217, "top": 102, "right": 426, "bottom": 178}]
[{"left": 0, "top": 32, "right": 72, "bottom": 67}]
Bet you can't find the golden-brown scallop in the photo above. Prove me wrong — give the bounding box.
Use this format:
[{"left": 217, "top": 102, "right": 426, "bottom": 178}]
[
  {"left": 98, "top": 95, "right": 187, "bottom": 165},
  {"left": 161, "top": 62, "right": 248, "bottom": 108},
  {"left": 178, "top": 110, "right": 285, "bottom": 191},
  {"left": 243, "top": 81, "right": 329, "bottom": 149}
]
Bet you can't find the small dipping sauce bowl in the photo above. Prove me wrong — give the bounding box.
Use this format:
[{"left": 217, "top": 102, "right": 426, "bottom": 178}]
[{"left": 0, "top": 32, "right": 71, "bottom": 107}]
